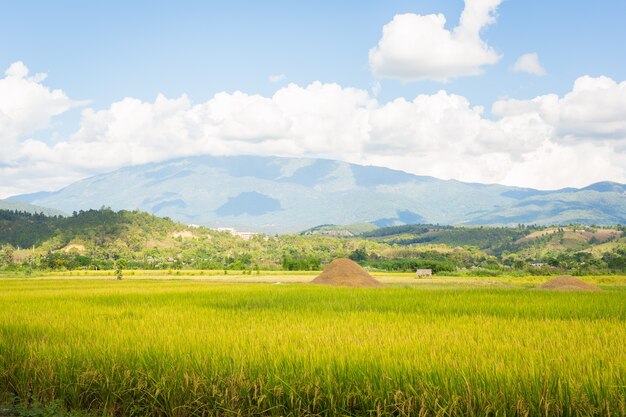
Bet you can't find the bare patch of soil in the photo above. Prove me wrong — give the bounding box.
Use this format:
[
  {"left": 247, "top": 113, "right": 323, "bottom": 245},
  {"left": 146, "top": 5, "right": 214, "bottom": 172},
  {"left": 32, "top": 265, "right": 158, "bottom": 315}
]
[{"left": 62, "top": 243, "right": 85, "bottom": 253}]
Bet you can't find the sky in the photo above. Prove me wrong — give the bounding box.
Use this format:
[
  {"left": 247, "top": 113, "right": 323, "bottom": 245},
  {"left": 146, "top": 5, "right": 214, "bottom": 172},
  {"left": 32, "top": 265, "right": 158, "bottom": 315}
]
[{"left": 1, "top": 0, "right": 626, "bottom": 198}]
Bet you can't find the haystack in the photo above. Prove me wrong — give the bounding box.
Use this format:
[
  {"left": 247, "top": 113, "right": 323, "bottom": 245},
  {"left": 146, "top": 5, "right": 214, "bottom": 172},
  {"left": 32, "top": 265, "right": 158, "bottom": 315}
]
[
  {"left": 311, "top": 258, "right": 381, "bottom": 287},
  {"left": 536, "top": 275, "right": 601, "bottom": 291}
]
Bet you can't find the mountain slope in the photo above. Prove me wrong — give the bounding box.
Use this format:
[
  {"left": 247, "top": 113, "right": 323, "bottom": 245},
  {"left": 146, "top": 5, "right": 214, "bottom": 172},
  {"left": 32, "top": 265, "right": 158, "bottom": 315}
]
[
  {"left": 11, "top": 155, "right": 626, "bottom": 232},
  {"left": 0, "top": 200, "right": 66, "bottom": 216}
]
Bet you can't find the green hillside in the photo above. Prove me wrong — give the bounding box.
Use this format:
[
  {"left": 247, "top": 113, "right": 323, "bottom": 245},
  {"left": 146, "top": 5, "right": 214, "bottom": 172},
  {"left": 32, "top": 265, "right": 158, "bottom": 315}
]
[
  {"left": 1, "top": 208, "right": 625, "bottom": 275},
  {"left": 0, "top": 208, "right": 392, "bottom": 271},
  {"left": 361, "top": 224, "right": 533, "bottom": 254},
  {"left": 302, "top": 222, "right": 378, "bottom": 236}
]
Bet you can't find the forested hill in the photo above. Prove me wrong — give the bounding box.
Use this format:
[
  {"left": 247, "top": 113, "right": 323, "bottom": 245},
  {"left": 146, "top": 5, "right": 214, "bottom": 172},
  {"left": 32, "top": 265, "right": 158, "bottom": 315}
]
[
  {"left": 0, "top": 208, "right": 390, "bottom": 271},
  {"left": 359, "top": 224, "right": 532, "bottom": 255},
  {"left": 1, "top": 208, "right": 625, "bottom": 274},
  {"left": 0, "top": 210, "right": 59, "bottom": 248},
  {"left": 0, "top": 208, "right": 176, "bottom": 249}
]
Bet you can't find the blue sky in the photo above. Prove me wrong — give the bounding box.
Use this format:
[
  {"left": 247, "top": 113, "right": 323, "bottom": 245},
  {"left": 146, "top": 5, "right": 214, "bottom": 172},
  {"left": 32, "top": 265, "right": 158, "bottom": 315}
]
[
  {"left": 3, "top": 1, "right": 624, "bottom": 106},
  {"left": 1, "top": 0, "right": 626, "bottom": 197}
]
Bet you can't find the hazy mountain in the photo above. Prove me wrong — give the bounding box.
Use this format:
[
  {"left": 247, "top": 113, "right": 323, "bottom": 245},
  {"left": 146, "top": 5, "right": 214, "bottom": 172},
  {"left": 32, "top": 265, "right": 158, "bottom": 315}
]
[
  {"left": 0, "top": 199, "right": 66, "bottom": 217},
  {"left": 9, "top": 155, "right": 626, "bottom": 233}
]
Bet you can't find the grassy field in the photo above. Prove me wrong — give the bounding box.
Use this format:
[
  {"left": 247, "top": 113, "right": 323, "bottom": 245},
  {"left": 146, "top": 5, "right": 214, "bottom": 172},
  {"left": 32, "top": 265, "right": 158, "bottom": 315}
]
[
  {"left": 3, "top": 269, "right": 626, "bottom": 287},
  {"left": 0, "top": 277, "right": 625, "bottom": 416}
]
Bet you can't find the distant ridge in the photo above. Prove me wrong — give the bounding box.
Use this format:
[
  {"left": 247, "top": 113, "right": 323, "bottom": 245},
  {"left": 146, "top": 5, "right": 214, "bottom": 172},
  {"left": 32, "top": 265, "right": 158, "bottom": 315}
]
[
  {"left": 7, "top": 191, "right": 56, "bottom": 204},
  {"left": 0, "top": 200, "right": 66, "bottom": 217},
  {"left": 10, "top": 155, "right": 626, "bottom": 233}
]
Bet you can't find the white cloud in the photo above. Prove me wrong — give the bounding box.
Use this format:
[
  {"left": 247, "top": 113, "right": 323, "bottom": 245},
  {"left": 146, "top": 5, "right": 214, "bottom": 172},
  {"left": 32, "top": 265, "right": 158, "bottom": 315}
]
[
  {"left": 501, "top": 141, "right": 625, "bottom": 190},
  {"left": 5, "top": 61, "right": 29, "bottom": 78},
  {"left": 513, "top": 52, "right": 546, "bottom": 76},
  {"left": 493, "top": 76, "right": 626, "bottom": 140},
  {"left": 31, "top": 82, "right": 374, "bottom": 175},
  {"left": 1, "top": 62, "right": 626, "bottom": 198},
  {"left": 268, "top": 74, "right": 286, "bottom": 83},
  {"left": 0, "top": 61, "right": 83, "bottom": 145},
  {"left": 0, "top": 62, "right": 87, "bottom": 196},
  {"left": 369, "top": 0, "right": 502, "bottom": 82}
]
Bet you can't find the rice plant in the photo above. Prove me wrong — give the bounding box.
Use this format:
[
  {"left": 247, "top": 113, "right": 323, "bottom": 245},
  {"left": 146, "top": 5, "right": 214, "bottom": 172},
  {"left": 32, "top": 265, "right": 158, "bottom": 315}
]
[{"left": 0, "top": 279, "right": 624, "bottom": 416}]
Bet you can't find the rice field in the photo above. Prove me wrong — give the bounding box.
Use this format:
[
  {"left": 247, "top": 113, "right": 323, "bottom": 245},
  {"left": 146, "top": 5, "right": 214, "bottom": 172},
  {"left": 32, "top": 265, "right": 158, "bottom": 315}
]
[{"left": 0, "top": 278, "right": 625, "bottom": 416}]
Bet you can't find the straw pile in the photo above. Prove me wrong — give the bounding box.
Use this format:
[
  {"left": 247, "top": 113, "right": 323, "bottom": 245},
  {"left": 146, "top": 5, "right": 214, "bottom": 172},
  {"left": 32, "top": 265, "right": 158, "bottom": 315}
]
[{"left": 311, "top": 258, "right": 381, "bottom": 287}]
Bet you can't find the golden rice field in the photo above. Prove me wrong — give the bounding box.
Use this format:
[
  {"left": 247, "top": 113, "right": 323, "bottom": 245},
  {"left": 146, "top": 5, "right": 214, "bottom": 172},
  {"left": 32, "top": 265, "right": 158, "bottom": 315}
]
[{"left": 0, "top": 277, "right": 625, "bottom": 416}]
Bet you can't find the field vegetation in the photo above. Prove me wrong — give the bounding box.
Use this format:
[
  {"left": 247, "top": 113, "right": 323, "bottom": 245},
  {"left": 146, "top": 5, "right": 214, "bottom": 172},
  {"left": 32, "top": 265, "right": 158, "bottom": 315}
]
[{"left": 0, "top": 278, "right": 624, "bottom": 416}]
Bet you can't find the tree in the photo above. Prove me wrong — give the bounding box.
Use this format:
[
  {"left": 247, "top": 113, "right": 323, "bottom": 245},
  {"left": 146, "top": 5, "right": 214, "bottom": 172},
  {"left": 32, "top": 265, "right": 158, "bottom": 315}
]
[
  {"left": 349, "top": 247, "right": 368, "bottom": 262},
  {"left": 114, "top": 258, "right": 127, "bottom": 280},
  {"left": 0, "top": 245, "right": 15, "bottom": 268}
]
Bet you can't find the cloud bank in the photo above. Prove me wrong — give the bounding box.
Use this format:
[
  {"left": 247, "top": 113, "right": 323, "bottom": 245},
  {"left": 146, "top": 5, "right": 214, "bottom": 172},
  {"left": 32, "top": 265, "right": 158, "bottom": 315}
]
[
  {"left": 369, "top": 0, "right": 502, "bottom": 81},
  {"left": 1, "top": 62, "right": 626, "bottom": 198}
]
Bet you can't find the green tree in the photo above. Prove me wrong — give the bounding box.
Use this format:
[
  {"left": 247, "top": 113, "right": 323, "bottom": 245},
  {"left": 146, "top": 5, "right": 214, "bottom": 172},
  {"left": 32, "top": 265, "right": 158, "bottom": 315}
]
[
  {"left": 0, "top": 245, "right": 15, "bottom": 268},
  {"left": 115, "top": 258, "right": 127, "bottom": 280},
  {"left": 349, "top": 247, "right": 368, "bottom": 262}
]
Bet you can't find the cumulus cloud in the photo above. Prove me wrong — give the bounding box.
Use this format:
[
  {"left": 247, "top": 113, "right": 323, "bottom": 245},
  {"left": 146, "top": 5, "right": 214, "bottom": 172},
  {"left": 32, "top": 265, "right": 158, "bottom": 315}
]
[
  {"left": 1, "top": 61, "right": 626, "bottom": 198},
  {"left": 493, "top": 76, "right": 626, "bottom": 140},
  {"left": 0, "top": 61, "right": 83, "bottom": 144},
  {"left": 513, "top": 52, "right": 546, "bottom": 76},
  {"left": 369, "top": 0, "right": 502, "bottom": 81}
]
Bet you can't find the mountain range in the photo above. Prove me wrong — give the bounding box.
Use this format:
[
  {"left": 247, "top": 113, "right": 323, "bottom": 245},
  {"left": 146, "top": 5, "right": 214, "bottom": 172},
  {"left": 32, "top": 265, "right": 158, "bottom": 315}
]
[{"left": 7, "top": 155, "right": 626, "bottom": 233}]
